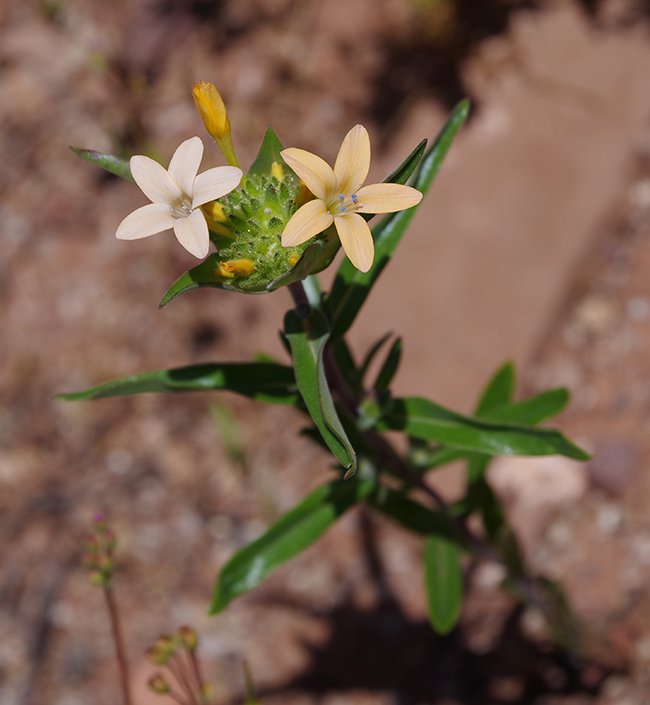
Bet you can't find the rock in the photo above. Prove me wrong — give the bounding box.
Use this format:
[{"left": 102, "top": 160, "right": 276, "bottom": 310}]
[
  {"left": 488, "top": 456, "right": 588, "bottom": 551},
  {"left": 587, "top": 439, "right": 640, "bottom": 496}
]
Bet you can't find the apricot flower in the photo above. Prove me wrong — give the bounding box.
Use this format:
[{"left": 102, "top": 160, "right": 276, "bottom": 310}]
[
  {"left": 116, "top": 136, "right": 242, "bottom": 258},
  {"left": 280, "top": 125, "right": 422, "bottom": 272}
]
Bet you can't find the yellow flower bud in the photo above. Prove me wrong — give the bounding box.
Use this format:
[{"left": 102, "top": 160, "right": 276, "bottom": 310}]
[
  {"left": 216, "top": 259, "right": 255, "bottom": 279},
  {"left": 192, "top": 81, "right": 240, "bottom": 167},
  {"left": 271, "top": 161, "right": 284, "bottom": 181},
  {"left": 201, "top": 202, "right": 235, "bottom": 238}
]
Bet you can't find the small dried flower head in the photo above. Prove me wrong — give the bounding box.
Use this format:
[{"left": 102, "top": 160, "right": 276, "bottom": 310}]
[
  {"left": 147, "top": 635, "right": 177, "bottom": 665},
  {"left": 82, "top": 515, "right": 117, "bottom": 586},
  {"left": 178, "top": 625, "right": 199, "bottom": 652},
  {"left": 148, "top": 673, "right": 171, "bottom": 695}
]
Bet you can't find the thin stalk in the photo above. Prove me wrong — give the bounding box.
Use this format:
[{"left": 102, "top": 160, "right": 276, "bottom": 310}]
[
  {"left": 167, "top": 657, "right": 200, "bottom": 705},
  {"left": 103, "top": 586, "right": 133, "bottom": 705},
  {"left": 187, "top": 650, "right": 208, "bottom": 703}
]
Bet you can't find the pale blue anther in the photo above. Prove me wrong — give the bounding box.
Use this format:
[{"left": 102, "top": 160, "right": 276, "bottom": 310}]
[{"left": 351, "top": 194, "right": 359, "bottom": 204}]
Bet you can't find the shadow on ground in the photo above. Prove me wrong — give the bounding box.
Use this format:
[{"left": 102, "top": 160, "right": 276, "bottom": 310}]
[{"left": 239, "top": 513, "right": 611, "bottom": 704}]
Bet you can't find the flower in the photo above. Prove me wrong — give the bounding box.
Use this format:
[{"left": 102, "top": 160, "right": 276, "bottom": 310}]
[
  {"left": 116, "top": 136, "right": 242, "bottom": 258},
  {"left": 280, "top": 125, "right": 423, "bottom": 272}
]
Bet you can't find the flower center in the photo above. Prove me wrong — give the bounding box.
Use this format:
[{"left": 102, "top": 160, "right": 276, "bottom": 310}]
[
  {"left": 328, "top": 193, "right": 361, "bottom": 216},
  {"left": 170, "top": 194, "right": 193, "bottom": 219}
]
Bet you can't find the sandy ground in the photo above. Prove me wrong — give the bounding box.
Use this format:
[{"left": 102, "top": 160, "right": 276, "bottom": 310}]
[{"left": 2, "top": 0, "right": 650, "bottom": 703}]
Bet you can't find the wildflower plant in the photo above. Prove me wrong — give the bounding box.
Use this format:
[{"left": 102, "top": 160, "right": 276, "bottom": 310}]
[{"left": 66, "top": 83, "right": 588, "bottom": 637}]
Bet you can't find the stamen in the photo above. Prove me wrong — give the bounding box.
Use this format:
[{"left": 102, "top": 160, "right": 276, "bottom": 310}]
[{"left": 351, "top": 194, "right": 358, "bottom": 204}]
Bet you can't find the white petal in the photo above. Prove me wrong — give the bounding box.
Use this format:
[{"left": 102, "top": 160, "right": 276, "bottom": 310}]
[
  {"left": 334, "top": 124, "right": 370, "bottom": 195},
  {"left": 356, "top": 183, "right": 423, "bottom": 214},
  {"left": 334, "top": 213, "right": 374, "bottom": 272},
  {"left": 280, "top": 148, "right": 336, "bottom": 201},
  {"left": 168, "top": 136, "right": 203, "bottom": 196},
  {"left": 281, "top": 200, "right": 333, "bottom": 247},
  {"left": 173, "top": 209, "right": 210, "bottom": 258},
  {"left": 130, "top": 155, "right": 181, "bottom": 204},
  {"left": 116, "top": 203, "right": 174, "bottom": 240},
  {"left": 191, "top": 166, "right": 242, "bottom": 208}
]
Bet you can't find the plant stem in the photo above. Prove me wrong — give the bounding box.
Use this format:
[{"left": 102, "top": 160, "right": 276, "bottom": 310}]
[
  {"left": 103, "top": 585, "right": 133, "bottom": 705},
  {"left": 287, "top": 277, "right": 560, "bottom": 629}
]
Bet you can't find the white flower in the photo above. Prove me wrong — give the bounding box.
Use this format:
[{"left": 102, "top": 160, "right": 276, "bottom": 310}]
[
  {"left": 280, "top": 125, "right": 422, "bottom": 272},
  {"left": 116, "top": 136, "right": 242, "bottom": 258}
]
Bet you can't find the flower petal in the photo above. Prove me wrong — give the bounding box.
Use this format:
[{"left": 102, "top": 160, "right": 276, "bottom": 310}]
[
  {"left": 281, "top": 200, "right": 333, "bottom": 247},
  {"left": 334, "top": 124, "right": 370, "bottom": 195},
  {"left": 173, "top": 209, "right": 210, "bottom": 258},
  {"left": 356, "top": 183, "right": 423, "bottom": 214},
  {"left": 280, "top": 148, "right": 336, "bottom": 201},
  {"left": 116, "top": 203, "right": 174, "bottom": 240},
  {"left": 191, "top": 166, "right": 242, "bottom": 208},
  {"left": 168, "top": 136, "right": 204, "bottom": 196},
  {"left": 334, "top": 213, "right": 374, "bottom": 273},
  {"left": 130, "top": 155, "right": 181, "bottom": 204}
]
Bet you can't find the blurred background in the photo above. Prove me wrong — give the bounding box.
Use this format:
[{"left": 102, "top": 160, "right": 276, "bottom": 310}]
[{"left": 2, "top": 0, "right": 650, "bottom": 703}]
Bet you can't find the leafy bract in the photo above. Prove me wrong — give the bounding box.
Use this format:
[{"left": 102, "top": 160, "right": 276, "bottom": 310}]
[{"left": 249, "top": 126, "right": 287, "bottom": 176}]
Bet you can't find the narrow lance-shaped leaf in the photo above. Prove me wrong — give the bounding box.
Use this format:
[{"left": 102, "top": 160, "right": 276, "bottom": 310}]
[
  {"left": 57, "top": 362, "right": 299, "bottom": 405},
  {"left": 210, "top": 478, "right": 373, "bottom": 613},
  {"left": 424, "top": 534, "right": 463, "bottom": 635},
  {"left": 284, "top": 308, "right": 357, "bottom": 475},
  {"left": 484, "top": 388, "right": 569, "bottom": 425},
  {"left": 327, "top": 99, "right": 470, "bottom": 338},
  {"left": 475, "top": 361, "right": 515, "bottom": 415},
  {"left": 367, "top": 485, "right": 461, "bottom": 543},
  {"left": 70, "top": 147, "right": 134, "bottom": 182},
  {"left": 379, "top": 396, "right": 589, "bottom": 460},
  {"left": 359, "top": 332, "right": 393, "bottom": 381},
  {"left": 373, "top": 337, "right": 402, "bottom": 392}
]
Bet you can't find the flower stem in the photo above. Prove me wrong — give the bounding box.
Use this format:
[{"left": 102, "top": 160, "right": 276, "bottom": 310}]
[{"left": 103, "top": 585, "right": 133, "bottom": 705}]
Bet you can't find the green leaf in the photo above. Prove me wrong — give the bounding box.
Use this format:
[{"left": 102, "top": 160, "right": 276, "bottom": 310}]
[
  {"left": 248, "top": 126, "right": 286, "bottom": 176},
  {"left": 424, "top": 534, "right": 463, "bottom": 635},
  {"left": 359, "top": 332, "right": 392, "bottom": 381},
  {"left": 373, "top": 337, "right": 402, "bottom": 392},
  {"left": 381, "top": 138, "right": 428, "bottom": 191},
  {"left": 475, "top": 361, "right": 515, "bottom": 415},
  {"left": 57, "top": 362, "right": 298, "bottom": 405},
  {"left": 210, "top": 478, "right": 373, "bottom": 612},
  {"left": 484, "top": 388, "right": 569, "bottom": 425},
  {"left": 70, "top": 147, "right": 134, "bottom": 181},
  {"left": 327, "top": 99, "right": 470, "bottom": 338},
  {"left": 283, "top": 308, "right": 357, "bottom": 475},
  {"left": 367, "top": 485, "right": 461, "bottom": 542},
  {"left": 379, "top": 396, "right": 590, "bottom": 460},
  {"left": 409, "top": 445, "right": 467, "bottom": 472}
]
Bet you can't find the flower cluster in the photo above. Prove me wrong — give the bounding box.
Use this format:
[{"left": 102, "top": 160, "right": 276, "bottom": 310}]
[{"left": 115, "top": 82, "right": 423, "bottom": 279}]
